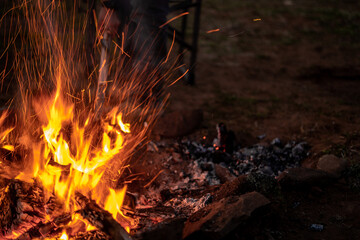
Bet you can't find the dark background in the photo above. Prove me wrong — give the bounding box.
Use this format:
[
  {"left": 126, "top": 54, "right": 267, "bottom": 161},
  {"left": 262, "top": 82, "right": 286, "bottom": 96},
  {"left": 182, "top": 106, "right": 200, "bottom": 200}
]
[{"left": 168, "top": 0, "right": 360, "bottom": 156}]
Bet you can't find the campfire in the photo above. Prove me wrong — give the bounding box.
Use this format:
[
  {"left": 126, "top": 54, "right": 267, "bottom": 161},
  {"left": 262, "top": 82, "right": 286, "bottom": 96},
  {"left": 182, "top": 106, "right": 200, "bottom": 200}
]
[
  {"left": 0, "top": 1, "right": 168, "bottom": 239},
  {"left": 0, "top": 1, "right": 330, "bottom": 240}
]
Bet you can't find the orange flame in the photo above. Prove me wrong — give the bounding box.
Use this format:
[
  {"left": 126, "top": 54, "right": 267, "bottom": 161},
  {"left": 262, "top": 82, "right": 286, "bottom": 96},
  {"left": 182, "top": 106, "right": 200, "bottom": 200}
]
[
  {"left": 17, "top": 77, "right": 132, "bottom": 214},
  {"left": 0, "top": 111, "right": 14, "bottom": 152}
]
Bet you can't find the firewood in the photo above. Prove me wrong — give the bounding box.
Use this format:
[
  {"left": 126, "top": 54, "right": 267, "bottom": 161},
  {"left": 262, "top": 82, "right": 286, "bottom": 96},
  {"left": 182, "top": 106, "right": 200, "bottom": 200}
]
[
  {"left": 15, "top": 214, "right": 71, "bottom": 240},
  {"left": 73, "top": 230, "right": 110, "bottom": 240},
  {"left": 0, "top": 179, "right": 46, "bottom": 238},
  {"left": 75, "top": 192, "right": 132, "bottom": 240}
]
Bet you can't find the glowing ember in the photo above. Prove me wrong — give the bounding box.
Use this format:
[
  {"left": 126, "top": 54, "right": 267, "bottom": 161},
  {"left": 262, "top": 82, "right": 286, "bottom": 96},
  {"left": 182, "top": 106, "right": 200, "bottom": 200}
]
[{"left": 206, "top": 28, "right": 220, "bottom": 34}]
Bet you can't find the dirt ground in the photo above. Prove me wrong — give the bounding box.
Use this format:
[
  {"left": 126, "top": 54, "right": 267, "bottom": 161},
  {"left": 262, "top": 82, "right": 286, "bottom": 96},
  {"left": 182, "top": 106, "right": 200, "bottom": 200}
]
[
  {"left": 168, "top": 0, "right": 360, "bottom": 154},
  {"left": 165, "top": 1, "right": 360, "bottom": 239}
]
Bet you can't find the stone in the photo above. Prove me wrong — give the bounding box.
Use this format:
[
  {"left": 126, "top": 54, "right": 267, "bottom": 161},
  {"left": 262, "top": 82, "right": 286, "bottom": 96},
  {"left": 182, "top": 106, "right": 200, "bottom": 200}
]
[
  {"left": 271, "top": 138, "right": 281, "bottom": 146},
  {"left": 183, "top": 192, "right": 270, "bottom": 240},
  {"left": 213, "top": 175, "right": 251, "bottom": 202},
  {"left": 277, "top": 167, "right": 335, "bottom": 190},
  {"left": 309, "top": 224, "right": 324, "bottom": 232},
  {"left": 214, "top": 164, "right": 236, "bottom": 184},
  {"left": 153, "top": 109, "right": 203, "bottom": 138},
  {"left": 316, "top": 154, "right": 347, "bottom": 178}
]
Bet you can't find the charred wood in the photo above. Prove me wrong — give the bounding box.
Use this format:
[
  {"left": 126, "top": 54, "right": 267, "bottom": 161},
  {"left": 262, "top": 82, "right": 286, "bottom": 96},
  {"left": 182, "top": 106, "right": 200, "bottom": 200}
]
[
  {"left": 134, "top": 217, "right": 186, "bottom": 240},
  {"left": 15, "top": 214, "right": 71, "bottom": 240},
  {"left": 75, "top": 192, "right": 132, "bottom": 240},
  {"left": 74, "top": 230, "right": 111, "bottom": 240},
  {"left": 0, "top": 179, "right": 46, "bottom": 238}
]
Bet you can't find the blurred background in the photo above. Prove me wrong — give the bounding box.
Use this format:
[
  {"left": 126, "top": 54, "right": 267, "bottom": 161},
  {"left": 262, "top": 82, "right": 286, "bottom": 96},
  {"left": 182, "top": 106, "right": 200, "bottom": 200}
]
[
  {"left": 167, "top": 0, "right": 360, "bottom": 155},
  {"left": 1, "top": 0, "right": 360, "bottom": 157}
]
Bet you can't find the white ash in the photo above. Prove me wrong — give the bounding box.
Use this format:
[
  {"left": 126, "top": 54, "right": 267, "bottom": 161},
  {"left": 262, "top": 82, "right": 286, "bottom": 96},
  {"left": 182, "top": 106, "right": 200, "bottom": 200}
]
[
  {"left": 164, "top": 193, "right": 212, "bottom": 215},
  {"left": 137, "top": 137, "right": 309, "bottom": 217},
  {"left": 179, "top": 138, "right": 309, "bottom": 178}
]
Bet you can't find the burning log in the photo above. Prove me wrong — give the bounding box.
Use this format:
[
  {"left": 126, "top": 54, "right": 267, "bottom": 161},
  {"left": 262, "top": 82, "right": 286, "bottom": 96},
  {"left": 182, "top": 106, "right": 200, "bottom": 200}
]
[
  {"left": 0, "top": 178, "right": 47, "bottom": 238},
  {"left": 73, "top": 230, "right": 111, "bottom": 240},
  {"left": 75, "top": 192, "right": 132, "bottom": 240},
  {"left": 0, "top": 177, "right": 133, "bottom": 240},
  {"left": 15, "top": 214, "right": 71, "bottom": 240}
]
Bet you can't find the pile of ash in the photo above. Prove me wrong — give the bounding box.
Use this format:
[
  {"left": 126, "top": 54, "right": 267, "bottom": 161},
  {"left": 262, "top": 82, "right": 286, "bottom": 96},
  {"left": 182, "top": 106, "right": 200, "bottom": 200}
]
[
  {"left": 180, "top": 137, "right": 309, "bottom": 178},
  {"left": 131, "top": 136, "right": 310, "bottom": 229}
]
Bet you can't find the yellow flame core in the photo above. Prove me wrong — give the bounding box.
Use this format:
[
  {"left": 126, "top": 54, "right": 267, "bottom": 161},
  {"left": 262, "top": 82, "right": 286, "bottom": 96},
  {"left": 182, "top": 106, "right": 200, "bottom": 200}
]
[
  {"left": 105, "top": 186, "right": 127, "bottom": 220},
  {"left": 60, "top": 232, "right": 68, "bottom": 240}
]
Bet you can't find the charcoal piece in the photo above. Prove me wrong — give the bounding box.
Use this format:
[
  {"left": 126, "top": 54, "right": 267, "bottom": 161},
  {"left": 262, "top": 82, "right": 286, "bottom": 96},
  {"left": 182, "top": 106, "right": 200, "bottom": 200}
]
[
  {"left": 272, "top": 145, "right": 283, "bottom": 154},
  {"left": 292, "top": 142, "right": 308, "bottom": 156},
  {"left": 261, "top": 166, "right": 274, "bottom": 176},
  {"left": 257, "top": 134, "right": 266, "bottom": 140},
  {"left": 271, "top": 138, "right": 282, "bottom": 146}
]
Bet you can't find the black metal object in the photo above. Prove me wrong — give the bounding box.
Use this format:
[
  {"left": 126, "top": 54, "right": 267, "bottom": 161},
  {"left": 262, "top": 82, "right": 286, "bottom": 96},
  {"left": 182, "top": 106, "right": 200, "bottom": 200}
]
[{"left": 168, "top": 0, "right": 202, "bottom": 85}]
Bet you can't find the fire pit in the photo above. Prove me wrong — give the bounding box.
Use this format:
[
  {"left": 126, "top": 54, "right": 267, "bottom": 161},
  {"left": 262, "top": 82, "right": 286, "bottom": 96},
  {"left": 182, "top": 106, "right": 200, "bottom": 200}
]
[{"left": 0, "top": 105, "right": 310, "bottom": 240}]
